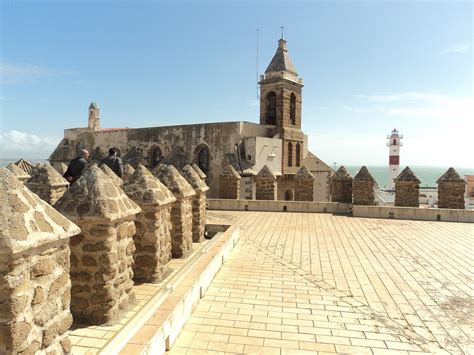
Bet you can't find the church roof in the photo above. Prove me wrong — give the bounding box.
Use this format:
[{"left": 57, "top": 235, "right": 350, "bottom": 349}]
[
  {"left": 394, "top": 166, "right": 420, "bottom": 183},
  {"left": 265, "top": 39, "right": 298, "bottom": 75},
  {"left": 303, "top": 152, "right": 333, "bottom": 173},
  {"left": 436, "top": 167, "right": 465, "bottom": 184}
]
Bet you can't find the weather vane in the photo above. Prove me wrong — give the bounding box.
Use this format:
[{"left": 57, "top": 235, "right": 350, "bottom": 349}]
[{"left": 280, "top": 26, "right": 285, "bottom": 39}]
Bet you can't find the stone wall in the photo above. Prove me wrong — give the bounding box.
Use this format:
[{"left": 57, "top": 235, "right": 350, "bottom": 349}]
[
  {"left": 353, "top": 166, "right": 376, "bottom": 205},
  {"left": 394, "top": 167, "right": 420, "bottom": 207},
  {"left": 330, "top": 166, "right": 353, "bottom": 203},
  {"left": 123, "top": 164, "right": 176, "bottom": 282},
  {"left": 0, "top": 168, "right": 80, "bottom": 354},
  {"left": 54, "top": 166, "right": 141, "bottom": 325},
  {"left": 437, "top": 168, "right": 466, "bottom": 209},
  {"left": 255, "top": 165, "right": 277, "bottom": 201},
  {"left": 294, "top": 166, "right": 314, "bottom": 201},
  {"left": 153, "top": 164, "right": 196, "bottom": 258},
  {"left": 181, "top": 165, "right": 209, "bottom": 242},
  {"left": 219, "top": 164, "right": 241, "bottom": 199},
  {"left": 26, "top": 164, "right": 69, "bottom": 205}
]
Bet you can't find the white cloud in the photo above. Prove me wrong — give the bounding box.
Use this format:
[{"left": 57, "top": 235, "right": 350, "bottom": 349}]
[
  {"left": 0, "top": 130, "right": 60, "bottom": 157},
  {"left": 0, "top": 62, "right": 76, "bottom": 85},
  {"left": 353, "top": 92, "right": 473, "bottom": 120},
  {"left": 442, "top": 42, "right": 472, "bottom": 54}
]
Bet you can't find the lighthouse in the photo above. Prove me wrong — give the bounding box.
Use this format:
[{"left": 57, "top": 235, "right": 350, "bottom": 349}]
[{"left": 387, "top": 128, "right": 403, "bottom": 190}]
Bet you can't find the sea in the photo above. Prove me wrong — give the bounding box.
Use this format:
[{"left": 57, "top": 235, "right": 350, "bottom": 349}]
[{"left": 1, "top": 159, "right": 472, "bottom": 189}]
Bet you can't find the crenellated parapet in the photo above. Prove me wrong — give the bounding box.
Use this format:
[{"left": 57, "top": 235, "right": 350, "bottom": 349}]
[
  {"left": 26, "top": 163, "right": 69, "bottom": 205},
  {"left": 353, "top": 166, "right": 376, "bottom": 205},
  {"left": 219, "top": 163, "right": 241, "bottom": 199},
  {"left": 255, "top": 165, "right": 277, "bottom": 200},
  {"left": 437, "top": 168, "right": 466, "bottom": 209},
  {"left": 294, "top": 165, "right": 314, "bottom": 201}
]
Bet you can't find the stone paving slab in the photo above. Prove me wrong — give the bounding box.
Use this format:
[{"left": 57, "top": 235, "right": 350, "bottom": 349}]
[{"left": 168, "top": 211, "right": 473, "bottom": 354}]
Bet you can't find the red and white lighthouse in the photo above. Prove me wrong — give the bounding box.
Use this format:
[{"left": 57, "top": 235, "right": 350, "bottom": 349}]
[{"left": 387, "top": 128, "right": 403, "bottom": 190}]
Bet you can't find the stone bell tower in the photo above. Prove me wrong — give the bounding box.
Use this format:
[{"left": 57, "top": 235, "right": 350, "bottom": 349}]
[
  {"left": 259, "top": 37, "right": 305, "bottom": 174},
  {"left": 88, "top": 102, "right": 100, "bottom": 131}
]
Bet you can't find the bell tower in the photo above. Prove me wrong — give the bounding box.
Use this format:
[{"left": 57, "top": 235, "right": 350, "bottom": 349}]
[
  {"left": 88, "top": 102, "right": 100, "bottom": 131},
  {"left": 259, "top": 38, "right": 305, "bottom": 174}
]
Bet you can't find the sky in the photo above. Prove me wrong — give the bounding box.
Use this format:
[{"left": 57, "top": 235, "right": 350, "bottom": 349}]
[{"left": 1, "top": 0, "right": 472, "bottom": 167}]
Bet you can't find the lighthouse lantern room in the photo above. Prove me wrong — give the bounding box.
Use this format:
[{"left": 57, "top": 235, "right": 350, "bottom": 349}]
[{"left": 387, "top": 128, "right": 403, "bottom": 190}]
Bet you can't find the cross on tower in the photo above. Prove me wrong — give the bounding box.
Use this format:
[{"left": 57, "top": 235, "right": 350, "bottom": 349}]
[{"left": 280, "top": 26, "right": 285, "bottom": 39}]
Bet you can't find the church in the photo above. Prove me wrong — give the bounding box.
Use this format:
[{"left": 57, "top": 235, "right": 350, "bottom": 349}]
[{"left": 49, "top": 37, "right": 333, "bottom": 200}]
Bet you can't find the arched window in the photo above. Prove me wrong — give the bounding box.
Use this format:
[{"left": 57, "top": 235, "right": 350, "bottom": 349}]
[
  {"left": 265, "top": 92, "right": 277, "bottom": 125},
  {"left": 288, "top": 141, "right": 293, "bottom": 167},
  {"left": 284, "top": 189, "right": 293, "bottom": 201},
  {"left": 290, "top": 93, "right": 296, "bottom": 125},
  {"left": 195, "top": 145, "right": 210, "bottom": 175},
  {"left": 296, "top": 143, "right": 301, "bottom": 167},
  {"left": 150, "top": 146, "right": 163, "bottom": 168}
]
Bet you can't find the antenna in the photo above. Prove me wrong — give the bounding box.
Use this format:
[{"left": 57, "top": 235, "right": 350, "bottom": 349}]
[
  {"left": 280, "top": 25, "right": 285, "bottom": 39},
  {"left": 256, "top": 28, "right": 259, "bottom": 100}
]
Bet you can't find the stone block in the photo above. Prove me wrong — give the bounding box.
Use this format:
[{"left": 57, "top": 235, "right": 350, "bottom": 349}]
[
  {"left": 0, "top": 168, "right": 79, "bottom": 355},
  {"left": 55, "top": 166, "right": 141, "bottom": 325}
]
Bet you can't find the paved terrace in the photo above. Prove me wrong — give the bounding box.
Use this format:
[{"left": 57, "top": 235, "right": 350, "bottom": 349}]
[{"left": 169, "top": 211, "right": 473, "bottom": 354}]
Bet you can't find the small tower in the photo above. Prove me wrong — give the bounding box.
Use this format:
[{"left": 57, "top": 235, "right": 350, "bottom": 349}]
[
  {"left": 387, "top": 128, "right": 402, "bottom": 190},
  {"left": 88, "top": 102, "right": 100, "bottom": 131},
  {"left": 259, "top": 37, "right": 305, "bottom": 175}
]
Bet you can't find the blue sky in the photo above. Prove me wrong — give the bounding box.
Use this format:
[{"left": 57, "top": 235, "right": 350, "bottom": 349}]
[{"left": 1, "top": 0, "right": 472, "bottom": 166}]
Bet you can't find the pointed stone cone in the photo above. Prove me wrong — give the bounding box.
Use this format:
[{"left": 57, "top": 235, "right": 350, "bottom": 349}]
[
  {"left": 26, "top": 163, "right": 69, "bottom": 205},
  {"left": 294, "top": 166, "right": 314, "bottom": 201},
  {"left": 54, "top": 162, "right": 68, "bottom": 175},
  {"left": 192, "top": 163, "right": 207, "bottom": 179},
  {"left": 123, "top": 164, "right": 176, "bottom": 282},
  {"left": 6, "top": 162, "right": 30, "bottom": 183},
  {"left": 54, "top": 166, "right": 141, "bottom": 325},
  {"left": 256, "top": 165, "right": 276, "bottom": 200},
  {"left": 394, "top": 167, "right": 420, "bottom": 207},
  {"left": 330, "top": 166, "right": 353, "bottom": 203},
  {"left": 153, "top": 164, "right": 196, "bottom": 258},
  {"left": 353, "top": 166, "right": 375, "bottom": 205},
  {"left": 219, "top": 163, "right": 241, "bottom": 199},
  {"left": 0, "top": 168, "right": 79, "bottom": 354},
  {"left": 123, "top": 164, "right": 135, "bottom": 183},
  {"left": 100, "top": 163, "right": 123, "bottom": 186},
  {"left": 436, "top": 167, "right": 466, "bottom": 209},
  {"left": 181, "top": 165, "right": 210, "bottom": 242},
  {"left": 15, "top": 158, "right": 34, "bottom": 174}
]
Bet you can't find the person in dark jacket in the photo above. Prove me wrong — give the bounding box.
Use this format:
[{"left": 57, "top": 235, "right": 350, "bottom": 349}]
[
  {"left": 63, "top": 149, "right": 89, "bottom": 183},
  {"left": 99, "top": 147, "right": 123, "bottom": 178}
]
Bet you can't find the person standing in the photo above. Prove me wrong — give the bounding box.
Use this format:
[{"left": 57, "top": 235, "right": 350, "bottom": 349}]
[
  {"left": 63, "top": 149, "right": 89, "bottom": 183},
  {"left": 99, "top": 147, "right": 123, "bottom": 178}
]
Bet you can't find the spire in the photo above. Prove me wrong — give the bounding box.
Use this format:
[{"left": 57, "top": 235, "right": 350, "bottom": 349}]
[{"left": 265, "top": 38, "right": 298, "bottom": 76}]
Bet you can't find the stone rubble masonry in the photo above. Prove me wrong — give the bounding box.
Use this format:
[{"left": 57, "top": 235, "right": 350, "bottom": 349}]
[
  {"left": 255, "top": 165, "right": 277, "bottom": 201},
  {"left": 219, "top": 163, "right": 241, "bottom": 199},
  {"left": 330, "top": 166, "right": 353, "bottom": 203},
  {"left": 437, "top": 167, "right": 466, "bottom": 210},
  {"left": 181, "top": 164, "right": 209, "bottom": 242},
  {"left": 6, "top": 163, "right": 30, "bottom": 183},
  {"left": 123, "top": 164, "right": 135, "bottom": 183},
  {"left": 123, "top": 164, "right": 176, "bottom": 283},
  {"left": 54, "top": 163, "right": 68, "bottom": 176},
  {"left": 54, "top": 166, "right": 141, "bottom": 325},
  {"left": 294, "top": 165, "right": 314, "bottom": 201},
  {"left": 353, "top": 166, "right": 376, "bottom": 205},
  {"left": 394, "top": 166, "right": 421, "bottom": 207},
  {"left": 15, "top": 159, "right": 34, "bottom": 174},
  {"left": 191, "top": 163, "right": 207, "bottom": 180},
  {"left": 26, "top": 164, "right": 69, "bottom": 205},
  {"left": 153, "top": 164, "right": 196, "bottom": 258},
  {"left": 99, "top": 163, "right": 123, "bottom": 186},
  {"left": 0, "top": 168, "right": 80, "bottom": 355}
]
